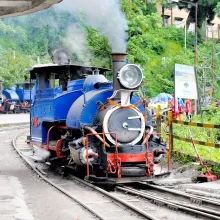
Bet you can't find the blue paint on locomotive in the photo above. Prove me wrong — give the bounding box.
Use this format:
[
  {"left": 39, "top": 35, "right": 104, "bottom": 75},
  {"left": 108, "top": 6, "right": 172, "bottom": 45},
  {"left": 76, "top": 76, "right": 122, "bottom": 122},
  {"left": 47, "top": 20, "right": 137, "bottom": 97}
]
[
  {"left": 66, "top": 75, "right": 152, "bottom": 129},
  {"left": 31, "top": 79, "right": 85, "bottom": 143},
  {"left": 83, "top": 75, "right": 108, "bottom": 92},
  {"left": 16, "top": 88, "right": 32, "bottom": 101},
  {"left": 15, "top": 88, "right": 23, "bottom": 101},
  {"left": 30, "top": 71, "right": 152, "bottom": 144},
  {"left": 66, "top": 89, "right": 113, "bottom": 129},
  {"left": 66, "top": 74, "right": 113, "bottom": 129},
  {"left": 66, "top": 90, "right": 152, "bottom": 129},
  {"left": 68, "top": 79, "right": 85, "bottom": 92},
  {"left": 3, "top": 84, "right": 33, "bottom": 102},
  {"left": 3, "top": 87, "right": 19, "bottom": 101}
]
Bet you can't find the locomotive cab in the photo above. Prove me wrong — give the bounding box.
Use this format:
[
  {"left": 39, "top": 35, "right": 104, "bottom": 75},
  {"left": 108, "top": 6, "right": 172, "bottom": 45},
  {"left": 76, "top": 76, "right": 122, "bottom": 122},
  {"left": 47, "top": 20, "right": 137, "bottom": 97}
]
[{"left": 29, "top": 62, "right": 111, "bottom": 148}]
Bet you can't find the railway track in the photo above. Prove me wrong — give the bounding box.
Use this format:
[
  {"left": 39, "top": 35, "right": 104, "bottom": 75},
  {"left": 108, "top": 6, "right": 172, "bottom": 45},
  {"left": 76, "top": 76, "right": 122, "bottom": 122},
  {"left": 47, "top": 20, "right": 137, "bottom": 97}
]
[
  {"left": 13, "top": 128, "right": 220, "bottom": 220},
  {"left": 116, "top": 183, "right": 220, "bottom": 220},
  {"left": 13, "top": 130, "right": 159, "bottom": 220}
]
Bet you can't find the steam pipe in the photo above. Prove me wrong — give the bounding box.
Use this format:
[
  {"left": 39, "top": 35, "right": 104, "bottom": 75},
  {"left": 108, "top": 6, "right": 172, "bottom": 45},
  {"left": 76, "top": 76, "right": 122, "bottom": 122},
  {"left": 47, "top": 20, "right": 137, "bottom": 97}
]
[
  {"left": 142, "top": 125, "right": 154, "bottom": 145},
  {"left": 84, "top": 126, "right": 110, "bottom": 147}
]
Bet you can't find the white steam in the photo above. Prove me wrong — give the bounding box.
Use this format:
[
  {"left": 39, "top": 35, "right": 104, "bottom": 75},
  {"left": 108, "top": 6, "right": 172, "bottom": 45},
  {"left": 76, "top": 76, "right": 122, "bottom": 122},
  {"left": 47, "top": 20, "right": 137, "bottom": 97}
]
[
  {"left": 33, "top": 146, "right": 50, "bottom": 161},
  {"left": 58, "top": 0, "right": 128, "bottom": 52},
  {"left": 64, "top": 23, "right": 92, "bottom": 65}
]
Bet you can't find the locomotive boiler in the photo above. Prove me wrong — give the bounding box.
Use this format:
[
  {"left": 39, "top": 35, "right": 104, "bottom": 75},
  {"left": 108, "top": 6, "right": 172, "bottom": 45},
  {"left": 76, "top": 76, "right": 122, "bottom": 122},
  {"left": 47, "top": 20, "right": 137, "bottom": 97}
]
[{"left": 29, "top": 49, "right": 167, "bottom": 183}]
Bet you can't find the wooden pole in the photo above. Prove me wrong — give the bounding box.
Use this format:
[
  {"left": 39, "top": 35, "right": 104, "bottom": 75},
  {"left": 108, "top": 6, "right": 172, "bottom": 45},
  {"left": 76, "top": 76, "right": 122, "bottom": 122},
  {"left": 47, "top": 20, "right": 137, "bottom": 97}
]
[
  {"left": 168, "top": 111, "right": 173, "bottom": 152},
  {"left": 156, "top": 105, "right": 161, "bottom": 135}
]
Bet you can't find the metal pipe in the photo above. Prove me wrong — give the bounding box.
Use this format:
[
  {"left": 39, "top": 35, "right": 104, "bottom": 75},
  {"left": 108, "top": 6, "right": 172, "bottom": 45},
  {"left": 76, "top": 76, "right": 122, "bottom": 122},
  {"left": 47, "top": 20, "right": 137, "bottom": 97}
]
[
  {"left": 142, "top": 125, "right": 154, "bottom": 145},
  {"left": 84, "top": 126, "right": 110, "bottom": 147},
  {"left": 194, "top": 1, "right": 198, "bottom": 115}
]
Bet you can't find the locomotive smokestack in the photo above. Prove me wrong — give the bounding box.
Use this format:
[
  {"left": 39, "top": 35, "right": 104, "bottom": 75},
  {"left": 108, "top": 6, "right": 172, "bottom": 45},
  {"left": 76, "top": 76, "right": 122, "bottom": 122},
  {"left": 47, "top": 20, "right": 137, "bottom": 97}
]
[{"left": 111, "top": 52, "right": 127, "bottom": 96}]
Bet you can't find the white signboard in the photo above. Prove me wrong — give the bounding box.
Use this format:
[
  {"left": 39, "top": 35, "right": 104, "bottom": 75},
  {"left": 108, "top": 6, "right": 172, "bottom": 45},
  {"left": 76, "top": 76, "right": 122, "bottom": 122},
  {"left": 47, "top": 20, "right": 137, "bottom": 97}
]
[{"left": 174, "top": 64, "right": 198, "bottom": 100}]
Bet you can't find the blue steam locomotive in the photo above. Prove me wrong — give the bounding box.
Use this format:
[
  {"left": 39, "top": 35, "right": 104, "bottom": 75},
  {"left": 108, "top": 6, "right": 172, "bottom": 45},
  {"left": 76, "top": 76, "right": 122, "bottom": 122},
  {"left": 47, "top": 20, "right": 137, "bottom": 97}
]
[
  {"left": 29, "top": 49, "right": 167, "bottom": 183},
  {"left": 0, "top": 81, "right": 33, "bottom": 113}
]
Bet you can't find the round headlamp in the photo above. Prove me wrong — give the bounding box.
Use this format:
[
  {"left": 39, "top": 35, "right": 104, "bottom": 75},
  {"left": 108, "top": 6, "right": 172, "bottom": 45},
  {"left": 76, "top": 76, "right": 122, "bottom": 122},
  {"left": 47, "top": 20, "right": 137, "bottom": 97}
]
[{"left": 118, "top": 64, "right": 143, "bottom": 89}]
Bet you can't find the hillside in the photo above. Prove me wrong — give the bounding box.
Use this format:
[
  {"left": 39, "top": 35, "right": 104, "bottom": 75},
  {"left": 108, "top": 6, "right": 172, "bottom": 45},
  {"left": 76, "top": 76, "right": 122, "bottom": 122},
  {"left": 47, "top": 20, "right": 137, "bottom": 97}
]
[{"left": 0, "top": 0, "right": 219, "bottom": 98}]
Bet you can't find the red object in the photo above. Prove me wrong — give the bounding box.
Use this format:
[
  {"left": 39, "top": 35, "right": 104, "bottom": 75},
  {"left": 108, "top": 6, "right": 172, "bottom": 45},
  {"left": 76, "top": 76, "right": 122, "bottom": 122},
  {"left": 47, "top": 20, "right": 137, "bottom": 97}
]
[
  {"left": 189, "top": 130, "right": 217, "bottom": 182},
  {"left": 32, "top": 117, "right": 39, "bottom": 127},
  {"left": 45, "top": 125, "right": 67, "bottom": 158},
  {"left": 86, "top": 132, "right": 121, "bottom": 178},
  {"left": 172, "top": 112, "right": 178, "bottom": 120},
  {"left": 185, "top": 99, "right": 192, "bottom": 113},
  {"left": 178, "top": 105, "right": 184, "bottom": 114},
  {"left": 85, "top": 131, "right": 156, "bottom": 179}
]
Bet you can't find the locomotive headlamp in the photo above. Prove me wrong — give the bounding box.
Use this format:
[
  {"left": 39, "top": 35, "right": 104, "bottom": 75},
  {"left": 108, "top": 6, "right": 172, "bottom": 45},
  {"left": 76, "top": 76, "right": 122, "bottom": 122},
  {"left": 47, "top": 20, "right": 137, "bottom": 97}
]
[{"left": 118, "top": 64, "right": 143, "bottom": 89}]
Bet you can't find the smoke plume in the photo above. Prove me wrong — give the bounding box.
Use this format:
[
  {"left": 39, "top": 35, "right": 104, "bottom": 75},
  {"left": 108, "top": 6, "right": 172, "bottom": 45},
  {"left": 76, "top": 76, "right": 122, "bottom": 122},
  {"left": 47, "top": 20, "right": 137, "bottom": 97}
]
[
  {"left": 58, "top": 0, "right": 128, "bottom": 52},
  {"left": 64, "top": 23, "right": 92, "bottom": 65}
]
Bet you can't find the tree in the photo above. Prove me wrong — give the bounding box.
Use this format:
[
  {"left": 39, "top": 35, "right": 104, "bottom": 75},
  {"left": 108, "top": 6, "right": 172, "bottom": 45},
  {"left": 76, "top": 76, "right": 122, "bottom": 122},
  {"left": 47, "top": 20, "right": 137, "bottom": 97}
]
[{"left": 214, "top": 2, "right": 220, "bottom": 17}]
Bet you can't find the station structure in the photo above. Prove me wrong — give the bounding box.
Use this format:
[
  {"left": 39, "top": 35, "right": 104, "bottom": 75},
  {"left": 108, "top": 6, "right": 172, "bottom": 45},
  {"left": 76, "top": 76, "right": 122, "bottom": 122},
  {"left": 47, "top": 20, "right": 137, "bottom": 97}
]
[{"left": 0, "top": 0, "right": 62, "bottom": 18}]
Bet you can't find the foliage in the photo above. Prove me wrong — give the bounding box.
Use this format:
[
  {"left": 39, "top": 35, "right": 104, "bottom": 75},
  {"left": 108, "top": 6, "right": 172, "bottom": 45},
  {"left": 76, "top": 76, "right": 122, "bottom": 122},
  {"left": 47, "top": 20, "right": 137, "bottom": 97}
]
[
  {"left": 197, "top": 0, "right": 219, "bottom": 26},
  {"left": 0, "top": 0, "right": 218, "bottom": 96},
  {"left": 176, "top": 0, "right": 219, "bottom": 28},
  {"left": 197, "top": 40, "right": 220, "bottom": 100},
  {"left": 87, "top": 28, "right": 111, "bottom": 68},
  {"left": 214, "top": 2, "right": 220, "bottom": 17},
  {"left": 173, "top": 107, "right": 220, "bottom": 163},
  {"left": 0, "top": 49, "right": 36, "bottom": 88},
  {"left": 120, "top": 0, "right": 195, "bottom": 96}
]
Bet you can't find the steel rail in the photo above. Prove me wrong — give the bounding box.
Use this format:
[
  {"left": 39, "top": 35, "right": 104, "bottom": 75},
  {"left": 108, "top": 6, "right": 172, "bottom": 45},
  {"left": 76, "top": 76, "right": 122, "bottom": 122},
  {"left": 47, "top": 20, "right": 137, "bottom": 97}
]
[
  {"left": 116, "top": 185, "right": 220, "bottom": 220},
  {"left": 70, "top": 174, "right": 160, "bottom": 220},
  {"left": 142, "top": 182, "right": 220, "bottom": 207},
  {"left": 12, "top": 131, "right": 106, "bottom": 220},
  {"left": 13, "top": 130, "right": 159, "bottom": 220}
]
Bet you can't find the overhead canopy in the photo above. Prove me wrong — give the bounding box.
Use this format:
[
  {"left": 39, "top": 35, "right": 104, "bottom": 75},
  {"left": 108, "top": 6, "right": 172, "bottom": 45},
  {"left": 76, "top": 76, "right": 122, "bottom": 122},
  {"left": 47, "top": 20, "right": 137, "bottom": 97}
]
[
  {"left": 28, "top": 64, "right": 111, "bottom": 79},
  {"left": 0, "top": 0, "right": 62, "bottom": 18},
  {"left": 151, "top": 93, "right": 172, "bottom": 104}
]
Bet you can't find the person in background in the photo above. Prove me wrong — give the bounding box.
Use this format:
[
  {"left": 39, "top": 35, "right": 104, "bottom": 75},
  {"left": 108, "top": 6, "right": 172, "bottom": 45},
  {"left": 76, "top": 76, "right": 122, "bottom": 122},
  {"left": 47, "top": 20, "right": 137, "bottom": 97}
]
[
  {"left": 185, "top": 98, "right": 192, "bottom": 121},
  {"left": 204, "top": 94, "right": 211, "bottom": 110},
  {"left": 178, "top": 98, "right": 185, "bottom": 121},
  {"left": 147, "top": 97, "right": 155, "bottom": 116},
  {"left": 147, "top": 96, "right": 152, "bottom": 105},
  {"left": 170, "top": 91, "right": 179, "bottom": 120}
]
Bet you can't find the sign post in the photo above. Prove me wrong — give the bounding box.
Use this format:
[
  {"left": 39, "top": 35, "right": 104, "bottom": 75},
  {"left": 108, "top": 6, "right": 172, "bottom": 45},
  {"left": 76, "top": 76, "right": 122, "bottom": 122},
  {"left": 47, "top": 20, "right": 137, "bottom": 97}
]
[{"left": 174, "top": 64, "right": 198, "bottom": 100}]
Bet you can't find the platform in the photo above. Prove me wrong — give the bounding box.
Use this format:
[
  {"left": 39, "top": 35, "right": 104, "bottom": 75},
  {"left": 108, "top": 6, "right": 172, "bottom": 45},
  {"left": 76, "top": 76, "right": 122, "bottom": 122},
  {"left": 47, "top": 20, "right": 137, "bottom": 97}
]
[
  {"left": 0, "top": 114, "right": 30, "bottom": 126},
  {"left": 0, "top": 175, "right": 34, "bottom": 220},
  {"left": 177, "top": 180, "right": 220, "bottom": 198}
]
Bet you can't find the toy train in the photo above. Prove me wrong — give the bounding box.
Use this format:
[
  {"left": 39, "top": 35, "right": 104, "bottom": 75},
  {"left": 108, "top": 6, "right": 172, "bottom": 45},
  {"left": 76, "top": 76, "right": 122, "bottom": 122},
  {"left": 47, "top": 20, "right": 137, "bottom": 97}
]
[
  {"left": 29, "top": 49, "right": 167, "bottom": 184},
  {"left": 0, "top": 81, "right": 33, "bottom": 114}
]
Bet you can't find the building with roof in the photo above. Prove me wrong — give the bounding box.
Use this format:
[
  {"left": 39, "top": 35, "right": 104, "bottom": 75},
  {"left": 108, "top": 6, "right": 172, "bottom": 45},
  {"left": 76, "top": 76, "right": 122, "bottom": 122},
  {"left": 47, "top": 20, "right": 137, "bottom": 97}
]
[{"left": 157, "top": 3, "right": 220, "bottom": 39}]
